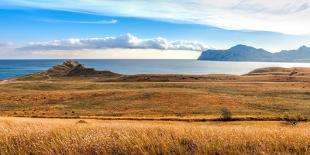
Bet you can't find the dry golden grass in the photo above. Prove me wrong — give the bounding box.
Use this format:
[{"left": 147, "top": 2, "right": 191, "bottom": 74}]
[
  {"left": 0, "top": 117, "right": 309, "bottom": 155},
  {"left": 1, "top": 64, "right": 309, "bottom": 154}
]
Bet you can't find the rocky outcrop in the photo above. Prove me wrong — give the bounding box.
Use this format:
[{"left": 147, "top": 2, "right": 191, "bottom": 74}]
[
  {"left": 46, "top": 61, "right": 86, "bottom": 77},
  {"left": 16, "top": 61, "right": 121, "bottom": 80},
  {"left": 46, "top": 61, "right": 119, "bottom": 77}
]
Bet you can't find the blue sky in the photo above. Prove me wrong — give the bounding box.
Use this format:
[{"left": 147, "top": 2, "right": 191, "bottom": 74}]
[{"left": 1, "top": 0, "right": 310, "bottom": 59}]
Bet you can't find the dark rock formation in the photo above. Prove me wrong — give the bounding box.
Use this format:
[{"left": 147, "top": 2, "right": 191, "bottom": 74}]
[
  {"left": 45, "top": 61, "right": 120, "bottom": 77},
  {"left": 16, "top": 61, "right": 121, "bottom": 81}
]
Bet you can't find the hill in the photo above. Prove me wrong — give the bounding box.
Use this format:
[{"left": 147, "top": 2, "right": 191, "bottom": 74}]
[
  {"left": 198, "top": 44, "right": 310, "bottom": 62},
  {"left": 15, "top": 61, "right": 121, "bottom": 81},
  {"left": 0, "top": 65, "right": 309, "bottom": 118},
  {"left": 9, "top": 61, "right": 310, "bottom": 82},
  {"left": 246, "top": 67, "right": 310, "bottom": 76}
]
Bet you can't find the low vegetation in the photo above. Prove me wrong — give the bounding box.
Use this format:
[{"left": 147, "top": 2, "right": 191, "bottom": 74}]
[
  {"left": 0, "top": 81, "right": 309, "bottom": 119},
  {"left": 1, "top": 61, "right": 308, "bottom": 119},
  {"left": 282, "top": 113, "right": 308, "bottom": 125},
  {"left": 221, "top": 108, "right": 232, "bottom": 121},
  {"left": 0, "top": 117, "right": 310, "bottom": 155}
]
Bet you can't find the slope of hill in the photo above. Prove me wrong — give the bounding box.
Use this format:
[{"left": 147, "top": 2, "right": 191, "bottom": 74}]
[
  {"left": 0, "top": 61, "right": 309, "bottom": 121},
  {"left": 0, "top": 66, "right": 309, "bottom": 118},
  {"left": 198, "top": 45, "right": 310, "bottom": 62},
  {"left": 15, "top": 61, "right": 121, "bottom": 81},
  {"left": 245, "top": 67, "right": 310, "bottom": 76}
]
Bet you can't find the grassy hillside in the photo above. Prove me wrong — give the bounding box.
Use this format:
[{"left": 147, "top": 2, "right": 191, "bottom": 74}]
[
  {"left": 0, "top": 80, "right": 309, "bottom": 119},
  {"left": 1, "top": 62, "right": 309, "bottom": 119}
]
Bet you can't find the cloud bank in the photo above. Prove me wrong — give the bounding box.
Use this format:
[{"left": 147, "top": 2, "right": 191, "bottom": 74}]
[
  {"left": 29, "top": 49, "right": 201, "bottom": 59},
  {"left": 0, "top": 42, "right": 11, "bottom": 47},
  {"left": 19, "top": 34, "right": 209, "bottom": 51},
  {"left": 3, "top": 0, "right": 310, "bottom": 35}
]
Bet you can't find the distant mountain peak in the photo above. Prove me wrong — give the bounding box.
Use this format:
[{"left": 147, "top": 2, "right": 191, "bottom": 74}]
[
  {"left": 198, "top": 44, "right": 310, "bottom": 62},
  {"left": 229, "top": 44, "right": 254, "bottom": 50},
  {"left": 233, "top": 44, "right": 250, "bottom": 47},
  {"left": 298, "top": 45, "right": 309, "bottom": 50}
]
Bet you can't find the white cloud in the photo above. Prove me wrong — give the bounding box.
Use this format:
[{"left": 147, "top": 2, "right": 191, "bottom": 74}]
[
  {"left": 30, "top": 49, "right": 201, "bottom": 59},
  {"left": 0, "top": 42, "right": 11, "bottom": 47},
  {"left": 0, "top": 42, "right": 19, "bottom": 58},
  {"left": 19, "top": 34, "right": 209, "bottom": 51},
  {"left": 0, "top": 43, "right": 6, "bottom": 47},
  {"left": 0, "top": 42, "right": 16, "bottom": 50},
  {"left": 4, "top": 0, "right": 310, "bottom": 35}
]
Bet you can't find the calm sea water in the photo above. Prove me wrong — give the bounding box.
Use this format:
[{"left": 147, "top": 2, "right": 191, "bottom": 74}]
[{"left": 0, "top": 59, "right": 309, "bottom": 80}]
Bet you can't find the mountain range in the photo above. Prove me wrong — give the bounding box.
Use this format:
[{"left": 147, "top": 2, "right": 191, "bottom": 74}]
[{"left": 198, "top": 45, "right": 310, "bottom": 62}]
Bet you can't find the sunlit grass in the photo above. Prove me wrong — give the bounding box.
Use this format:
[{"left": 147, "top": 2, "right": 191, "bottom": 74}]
[
  {"left": 0, "top": 117, "right": 309, "bottom": 155},
  {"left": 0, "top": 81, "right": 309, "bottom": 118}
]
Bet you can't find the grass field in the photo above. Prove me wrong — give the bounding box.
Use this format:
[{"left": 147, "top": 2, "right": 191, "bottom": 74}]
[
  {"left": 0, "top": 117, "right": 309, "bottom": 155},
  {"left": 0, "top": 81, "right": 309, "bottom": 119},
  {"left": 1, "top": 63, "right": 310, "bottom": 154}
]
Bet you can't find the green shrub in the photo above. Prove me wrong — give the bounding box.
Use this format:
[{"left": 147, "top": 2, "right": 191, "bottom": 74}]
[
  {"left": 221, "top": 108, "right": 232, "bottom": 121},
  {"left": 282, "top": 113, "right": 307, "bottom": 125}
]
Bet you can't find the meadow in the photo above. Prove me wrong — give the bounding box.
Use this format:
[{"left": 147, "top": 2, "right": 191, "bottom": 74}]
[
  {"left": 1, "top": 63, "right": 310, "bottom": 154},
  {"left": 0, "top": 117, "right": 310, "bottom": 155},
  {"left": 0, "top": 80, "right": 309, "bottom": 119}
]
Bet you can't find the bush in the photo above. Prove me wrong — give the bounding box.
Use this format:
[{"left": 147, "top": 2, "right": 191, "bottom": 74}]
[
  {"left": 180, "top": 138, "right": 197, "bottom": 154},
  {"left": 221, "top": 108, "right": 232, "bottom": 121},
  {"left": 76, "top": 120, "right": 87, "bottom": 124},
  {"left": 282, "top": 113, "right": 307, "bottom": 125}
]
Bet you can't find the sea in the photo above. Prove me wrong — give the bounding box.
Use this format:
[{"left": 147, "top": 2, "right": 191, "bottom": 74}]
[{"left": 0, "top": 59, "right": 310, "bottom": 80}]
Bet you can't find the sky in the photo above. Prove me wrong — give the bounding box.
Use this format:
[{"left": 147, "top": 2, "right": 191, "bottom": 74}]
[{"left": 0, "top": 0, "right": 310, "bottom": 59}]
